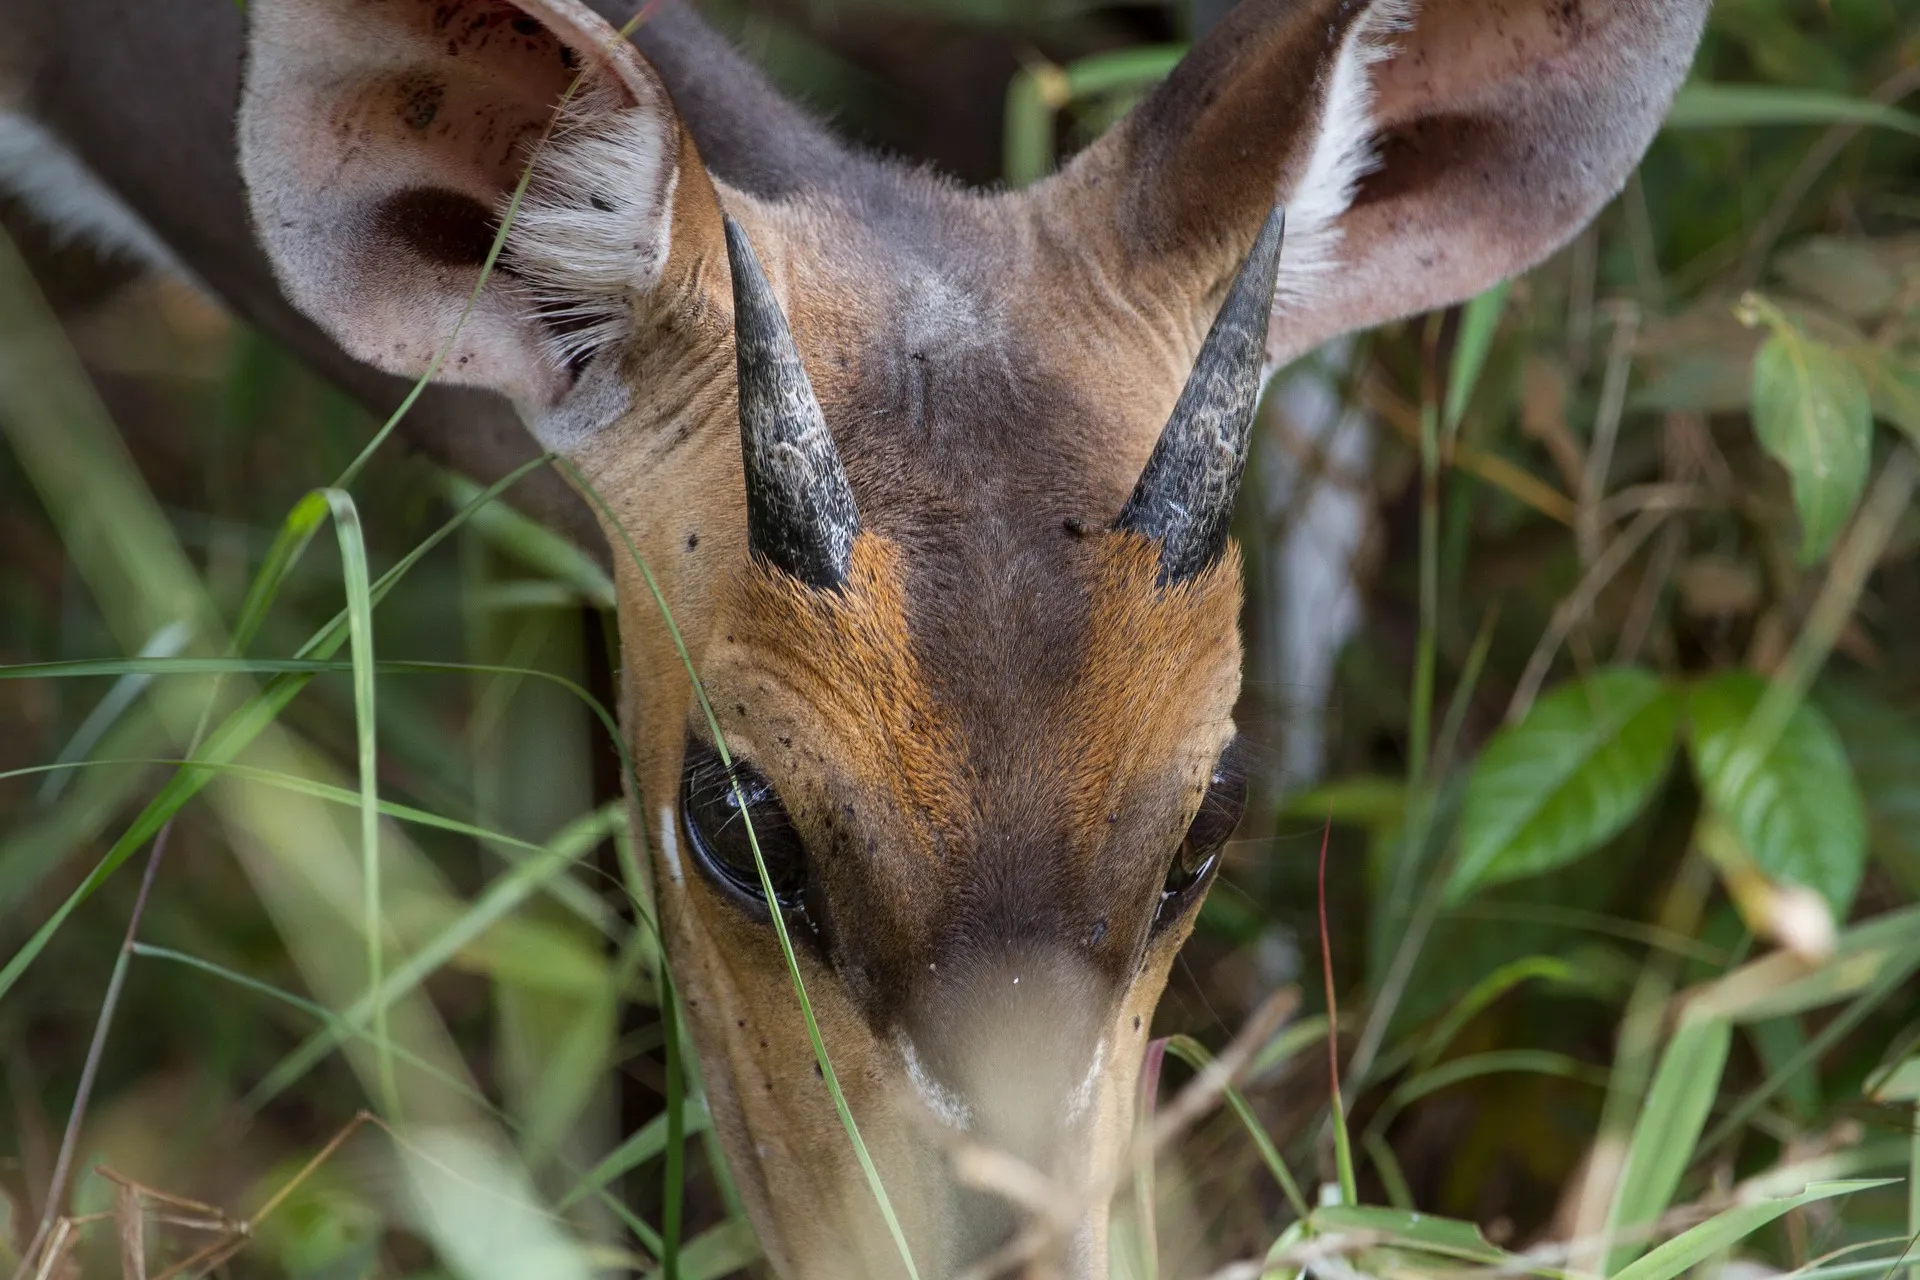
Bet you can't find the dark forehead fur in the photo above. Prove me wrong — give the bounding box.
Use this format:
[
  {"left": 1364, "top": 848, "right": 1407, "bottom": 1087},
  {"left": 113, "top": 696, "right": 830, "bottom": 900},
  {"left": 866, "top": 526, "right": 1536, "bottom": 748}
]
[
  {"left": 714, "top": 520, "right": 1241, "bottom": 1033},
  {"left": 775, "top": 199, "right": 1174, "bottom": 733}
]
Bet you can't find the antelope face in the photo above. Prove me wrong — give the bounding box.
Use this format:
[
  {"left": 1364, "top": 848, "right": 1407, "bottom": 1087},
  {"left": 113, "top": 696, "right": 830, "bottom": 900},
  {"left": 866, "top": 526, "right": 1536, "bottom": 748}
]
[
  {"left": 657, "top": 531, "right": 1245, "bottom": 1276},
  {"left": 600, "top": 212, "right": 1282, "bottom": 1276},
  {"left": 234, "top": 0, "right": 1710, "bottom": 1272}
]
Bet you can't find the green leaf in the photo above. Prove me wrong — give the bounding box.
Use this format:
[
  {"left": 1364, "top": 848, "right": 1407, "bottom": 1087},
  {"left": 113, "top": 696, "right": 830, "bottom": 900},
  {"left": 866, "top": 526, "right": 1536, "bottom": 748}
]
[
  {"left": 1308, "top": 1205, "right": 1506, "bottom": 1264},
  {"left": 1448, "top": 669, "right": 1679, "bottom": 903},
  {"left": 1608, "top": 1180, "right": 1896, "bottom": 1280},
  {"left": 1666, "top": 83, "right": 1920, "bottom": 138},
  {"left": 1603, "top": 1014, "right": 1734, "bottom": 1272},
  {"left": 1750, "top": 329, "right": 1873, "bottom": 563},
  {"left": 1688, "top": 671, "right": 1869, "bottom": 912},
  {"left": 1816, "top": 677, "right": 1920, "bottom": 898},
  {"left": 1444, "top": 282, "right": 1511, "bottom": 435}
]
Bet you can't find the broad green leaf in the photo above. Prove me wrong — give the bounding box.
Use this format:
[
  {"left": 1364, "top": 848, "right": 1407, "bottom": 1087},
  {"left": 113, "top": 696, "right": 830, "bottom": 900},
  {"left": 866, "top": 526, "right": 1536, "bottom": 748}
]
[
  {"left": 1448, "top": 669, "right": 1678, "bottom": 903},
  {"left": 1667, "top": 83, "right": 1920, "bottom": 138},
  {"left": 1309, "top": 1205, "right": 1506, "bottom": 1264},
  {"left": 1688, "top": 672, "right": 1869, "bottom": 912},
  {"left": 1603, "top": 1015, "right": 1734, "bottom": 1272},
  {"left": 1609, "top": 1180, "right": 1895, "bottom": 1280},
  {"left": 1750, "top": 329, "right": 1872, "bottom": 563},
  {"left": 1816, "top": 677, "right": 1920, "bottom": 898}
]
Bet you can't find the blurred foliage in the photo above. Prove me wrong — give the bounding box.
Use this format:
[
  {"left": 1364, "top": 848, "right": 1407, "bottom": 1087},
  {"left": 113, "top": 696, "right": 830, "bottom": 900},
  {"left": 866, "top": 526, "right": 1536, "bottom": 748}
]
[{"left": 3, "top": 0, "right": 1920, "bottom": 1277}]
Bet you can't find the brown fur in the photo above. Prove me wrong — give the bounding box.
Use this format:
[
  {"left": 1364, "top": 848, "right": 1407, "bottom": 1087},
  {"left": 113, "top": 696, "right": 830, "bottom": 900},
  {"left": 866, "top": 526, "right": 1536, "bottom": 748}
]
[{"left": 189, "top": 0, "right": 1716, "bottom": 1273}]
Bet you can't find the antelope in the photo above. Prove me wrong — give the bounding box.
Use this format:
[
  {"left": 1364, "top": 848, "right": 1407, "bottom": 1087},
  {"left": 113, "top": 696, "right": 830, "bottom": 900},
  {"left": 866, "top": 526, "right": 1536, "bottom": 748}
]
[{"left": 2, "top": 0, "right": 1710, "bottom": 1274}]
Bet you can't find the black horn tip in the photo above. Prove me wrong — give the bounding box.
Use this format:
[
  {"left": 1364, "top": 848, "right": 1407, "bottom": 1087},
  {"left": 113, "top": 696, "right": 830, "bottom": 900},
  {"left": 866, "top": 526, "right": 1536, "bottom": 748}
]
[
  {"left": 724, "top": 212, "right": 862, "bottom": 592},
  {"left": 1115, "top": 203, "right": 1286, "bottom": 586}
]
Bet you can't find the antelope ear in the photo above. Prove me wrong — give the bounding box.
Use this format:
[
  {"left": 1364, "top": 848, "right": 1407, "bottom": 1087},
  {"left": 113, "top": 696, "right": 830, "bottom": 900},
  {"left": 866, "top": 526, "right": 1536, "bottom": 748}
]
[
  {"left": 1051, "top": 0, "right": 1710, "bottom": 368},
  {"left": 239, "top": 0, "right": 714, "bottom": 417}
]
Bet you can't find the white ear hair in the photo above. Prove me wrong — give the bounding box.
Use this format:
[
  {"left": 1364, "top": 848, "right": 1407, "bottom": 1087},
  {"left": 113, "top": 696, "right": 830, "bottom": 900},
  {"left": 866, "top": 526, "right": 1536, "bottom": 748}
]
[
  {"left": 1271, "top": 0, "right": 1414, "bottom": 313},
  {"left": 238, "top": 0, "right": 691, "bottom": 420},
  {"left": 504, "top": 76, "right": 679, "bottom": 369}
]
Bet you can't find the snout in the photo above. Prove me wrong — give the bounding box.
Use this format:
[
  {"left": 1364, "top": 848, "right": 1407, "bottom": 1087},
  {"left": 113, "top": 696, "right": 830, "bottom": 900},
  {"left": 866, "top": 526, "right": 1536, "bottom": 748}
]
[{"left": 883, "top": 950, "right": 1133, "bottom": 1280}]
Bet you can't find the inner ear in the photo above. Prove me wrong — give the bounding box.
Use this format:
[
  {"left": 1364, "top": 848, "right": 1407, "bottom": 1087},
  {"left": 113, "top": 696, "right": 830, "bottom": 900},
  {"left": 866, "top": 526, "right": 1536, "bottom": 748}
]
[
  {"left": 376, "top": 189, "right": 501, "bottom": 268},
  {"left": 239, "top": 0, "right": 700, "bottom": 411}
]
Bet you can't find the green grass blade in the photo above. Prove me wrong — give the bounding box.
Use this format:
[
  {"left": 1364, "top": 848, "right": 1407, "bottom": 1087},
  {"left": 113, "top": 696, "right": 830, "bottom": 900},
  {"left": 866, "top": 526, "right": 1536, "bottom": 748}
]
[
  {"left": 1412, "top": 956, "right": 1577, "bottom": 1073},
  {"left": 662, "top": 976, "right": 687, "bottom": 1280},
  {"left": 1699, "top": 939, "right": 1920, "bottom": 1153},
  {"left": 557, "top": 1105, "right": 711, "bottom": 1214},
  {"left": 1443, "top": 282, "right": 1511, "bottom": 437},
  {"left": 0, "top": 460, "right": 551, "bottom": 1004},
  {"left": 1387, "top": 1049, "right": 1601, "bottom": 1109},
  {"left": 1666, "top": 83, "right": 1920, "bottom": 139},
  {"left": 2, "top": 755, "right": 613, "bottom": 934},
  {"left": 35, "top": 621, "right": 190, "bottom": 805},
  {"left": 443, "top": 472, "right": 615, "bottom": 609},
  {"left": 130, "top": 943, "right": 489, "bottom": 1108},
  {"left": 1602, "top": 1013, "right": 1734, "bottom": 1272},
  {"left": 244, "top": 804, "right": 623, "bottom": 1110},
  {"left": 1608, "top": 1180, "right": 1896, "bottom": 1280},
  {"left": 1162, "top": 1036, "right": 1311, "bottom": 1221},
  {"left": 316, "top": 488, "right": 396, "bottom": 1117}
]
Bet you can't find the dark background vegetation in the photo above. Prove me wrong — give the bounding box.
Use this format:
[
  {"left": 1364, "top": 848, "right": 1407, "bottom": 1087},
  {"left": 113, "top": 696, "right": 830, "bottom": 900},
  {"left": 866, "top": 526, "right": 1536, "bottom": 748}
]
[{"left": 2, "top": 0, "right": 1918, "bottom": 1277}]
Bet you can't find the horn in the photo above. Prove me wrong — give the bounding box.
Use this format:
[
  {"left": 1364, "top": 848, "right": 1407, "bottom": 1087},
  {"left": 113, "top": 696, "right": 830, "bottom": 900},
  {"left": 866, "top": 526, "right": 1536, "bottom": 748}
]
[
  {"left": 724, "top": 214, "right": 860, "bottom": 591},
  {"left": 1115, "top": 205, "right": 1285, "bottom": 585}
]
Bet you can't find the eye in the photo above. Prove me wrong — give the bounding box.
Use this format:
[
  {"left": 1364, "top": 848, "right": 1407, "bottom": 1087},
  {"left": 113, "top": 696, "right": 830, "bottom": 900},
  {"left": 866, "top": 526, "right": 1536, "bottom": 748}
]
[
  {"left": 1154, "top": 742, "right": 1248, "bottom": 930},
  {"left": 680, "top": 739, "right": 808, "bottom": 916}
]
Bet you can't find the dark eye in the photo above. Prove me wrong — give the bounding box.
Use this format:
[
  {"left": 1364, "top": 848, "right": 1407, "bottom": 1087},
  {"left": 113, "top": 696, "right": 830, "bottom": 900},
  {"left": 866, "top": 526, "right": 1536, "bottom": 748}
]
[
  {"left": 1155, "top": 743, "right": 1247, "bottom": 929},
  {"left": 680, "top": 739, "right": 807, "bottom": 916}
]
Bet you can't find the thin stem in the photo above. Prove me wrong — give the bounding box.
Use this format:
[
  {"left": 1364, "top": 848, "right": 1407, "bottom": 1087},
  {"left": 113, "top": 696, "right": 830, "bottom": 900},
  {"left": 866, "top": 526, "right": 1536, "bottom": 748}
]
[
  {"left": 1319, "top": 813, "right": 1357, "bottom": 1205},
  {"left": 11, "top": 820, "right": 176, "bottom": 1280},
  {"left": 1409, "top": 315, "right": 1443, "bottom": 789}
]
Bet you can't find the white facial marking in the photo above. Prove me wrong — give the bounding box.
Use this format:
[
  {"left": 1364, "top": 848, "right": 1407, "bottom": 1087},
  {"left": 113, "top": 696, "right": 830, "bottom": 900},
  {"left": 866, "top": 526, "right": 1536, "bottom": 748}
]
[
  {"left": 1067, "top": 1037, "right": 1108, "bottom": 1123},
  {"left": 898, "top": 1036, "right": 973, "bottom": 1131},
  {"left": 657, "top": 804, "right": 683, "bottom": 884}
]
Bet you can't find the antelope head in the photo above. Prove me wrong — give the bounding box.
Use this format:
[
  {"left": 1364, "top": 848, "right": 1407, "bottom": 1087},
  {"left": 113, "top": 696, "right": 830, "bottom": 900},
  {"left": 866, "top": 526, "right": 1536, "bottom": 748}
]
[{"left": 234, "top": 0, "right": 1709, "bottom": 1273}]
